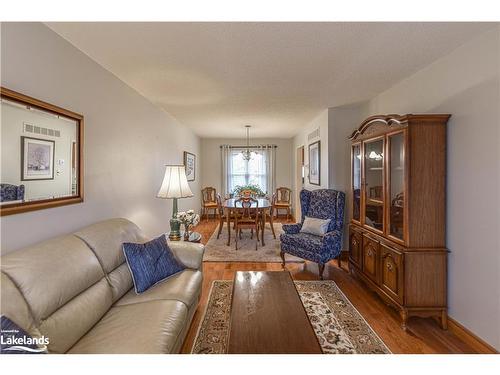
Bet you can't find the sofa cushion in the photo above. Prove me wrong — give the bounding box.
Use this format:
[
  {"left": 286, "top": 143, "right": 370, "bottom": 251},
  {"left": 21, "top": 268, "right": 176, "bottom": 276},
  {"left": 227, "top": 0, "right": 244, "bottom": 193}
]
[
  {"left": 1, "top": 235, "right": 106, "bottom": 323},
  {"left": 123, "top": 235, "right": 185, "bottom": 294},
  {"left": 281, "top": 232, "right": 323, "bottom": 251},
  {"left": 74, "top": 218, "right": 144, "bottom": 274},
  {"left": 0, "top": 234, "right": 113, "bottom": 353},
  {"left": 68, "top": 300, "right": 188, "bottom": 354},
  {"left": 39, "top": 278, "right": 113, "bottom": 353},
  {"left": 0, "top": 273, "right": 41, "bottom": 340},
  {"left": 74, "top": 218, "right": 145, "bottom": 302},
  {"left": 115, "top": 269, "right": 202, "bottom": 309}
]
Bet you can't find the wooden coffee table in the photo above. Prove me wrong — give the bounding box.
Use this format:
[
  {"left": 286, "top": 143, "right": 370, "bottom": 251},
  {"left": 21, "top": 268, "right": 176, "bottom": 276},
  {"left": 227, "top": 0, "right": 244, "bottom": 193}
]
[{"left": 228, "top": 271, "right": 322, "bottom": 354}]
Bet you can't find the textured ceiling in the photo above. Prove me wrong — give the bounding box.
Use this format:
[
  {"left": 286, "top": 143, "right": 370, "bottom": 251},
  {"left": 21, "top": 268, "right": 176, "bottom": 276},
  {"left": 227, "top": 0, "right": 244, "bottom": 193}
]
[{"left": 46, "top": 22, "right": 493, "bottom": 138}]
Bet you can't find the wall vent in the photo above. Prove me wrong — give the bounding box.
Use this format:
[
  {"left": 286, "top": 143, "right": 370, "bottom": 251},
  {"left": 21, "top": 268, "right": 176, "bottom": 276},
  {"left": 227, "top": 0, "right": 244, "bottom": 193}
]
[
  {"left": 307, "top": 128, "right": 320, "bottom": 141},
  {"left": 23, "top": 122, "right": 60, "bottom": 137}
]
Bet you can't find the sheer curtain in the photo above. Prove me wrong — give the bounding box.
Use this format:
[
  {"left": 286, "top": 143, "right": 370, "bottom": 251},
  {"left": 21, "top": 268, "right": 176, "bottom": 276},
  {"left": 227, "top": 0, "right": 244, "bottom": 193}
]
[
  {"left": 259, "top": 145, "right": 276, "bottom": 197},
  {"left": 221, "top": 145, "right": 276, "bottom": 197},
  {"left": 221, "top": 144, "right": 232, "bottom": 198}
]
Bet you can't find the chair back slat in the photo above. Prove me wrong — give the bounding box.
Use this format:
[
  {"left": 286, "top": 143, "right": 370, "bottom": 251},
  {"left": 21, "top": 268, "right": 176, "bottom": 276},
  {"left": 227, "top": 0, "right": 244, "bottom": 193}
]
[
  {"left": 235, "top": 197, "right": 259, "bottom": 220},
  {"left": 202, "top": 187, "right": 216, "bottom": 203},
  {"left": 276, "top": 187, "right": 291, "bottom": 203}
]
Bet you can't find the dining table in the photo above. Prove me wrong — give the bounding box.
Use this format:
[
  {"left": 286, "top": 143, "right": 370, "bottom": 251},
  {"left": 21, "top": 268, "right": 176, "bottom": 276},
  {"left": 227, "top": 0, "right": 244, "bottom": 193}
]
[{"left": 223, "top": 197, "right": 273, "bottom": 246}]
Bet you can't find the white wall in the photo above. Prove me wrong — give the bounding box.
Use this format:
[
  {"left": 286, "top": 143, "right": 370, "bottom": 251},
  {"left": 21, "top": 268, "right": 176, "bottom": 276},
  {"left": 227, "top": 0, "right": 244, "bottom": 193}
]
[
  {"left": 200, "top": 137, "right": 293, "bottom": 198},
  {"left": 327, "top": 103, "right": 369, "bottom": 250},
  {"left": 292, "top": 110, "right": 329, "bottom": 218},
  {"left": 0, "top": 22, "right": 201, "bottom": 253},
  {"left": 366, "top": 27, "right": 500, "bottom": 350}
]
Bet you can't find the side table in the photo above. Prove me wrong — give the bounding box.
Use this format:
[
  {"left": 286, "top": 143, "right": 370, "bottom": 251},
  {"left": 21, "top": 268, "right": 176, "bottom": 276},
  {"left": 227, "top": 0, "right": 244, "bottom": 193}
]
[{"left": 167, "top": 231, "right": 202, "bottom": 243}]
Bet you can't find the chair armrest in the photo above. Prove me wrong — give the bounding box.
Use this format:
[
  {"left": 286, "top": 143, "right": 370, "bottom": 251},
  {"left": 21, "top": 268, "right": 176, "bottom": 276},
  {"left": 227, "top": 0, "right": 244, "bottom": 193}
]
[
  {"left": 322, "top": 230, "right": 343, "bottom": 253},
  {"left": 282, "top": 223, "right": 302, "bottom": 234},
  {"left": 168, "top": 241, "right": 205, "bottom": 270}
]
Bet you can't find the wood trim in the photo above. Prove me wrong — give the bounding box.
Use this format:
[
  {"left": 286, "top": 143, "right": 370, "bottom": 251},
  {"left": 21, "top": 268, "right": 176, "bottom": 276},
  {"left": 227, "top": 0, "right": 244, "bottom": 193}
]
[
  {"left": 447, "top": 317, "right": 498, "bottom": 354},
  {"left": 1, "top": 87, "right": 84, "bottom": 120},
  {"left": 308, "top": 140, "right": 321, "bottom": 186},
  {"left": 385, "top": 129, "right": 407, "bottom": 246},
  {"left": 349, "top": 114, "right": 451, "bottom": 140},
  {"left": 350, "top": 142, "right": 362, "bottom": 224},
  {"left": 0, "top": 87, "right": 84, "bottom": 216}
]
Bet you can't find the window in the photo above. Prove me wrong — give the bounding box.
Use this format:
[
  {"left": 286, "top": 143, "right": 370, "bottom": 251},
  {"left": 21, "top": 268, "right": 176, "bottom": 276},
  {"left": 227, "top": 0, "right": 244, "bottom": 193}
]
[{"left": 228, "top": 149, "right": 267, "bottom": 194}]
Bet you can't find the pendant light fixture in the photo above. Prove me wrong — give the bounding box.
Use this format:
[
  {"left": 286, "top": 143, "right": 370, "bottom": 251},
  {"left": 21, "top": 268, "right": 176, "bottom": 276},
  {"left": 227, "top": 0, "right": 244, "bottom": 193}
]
[{"left": 241, "top": 125, "right": 253, "bottom": 161}]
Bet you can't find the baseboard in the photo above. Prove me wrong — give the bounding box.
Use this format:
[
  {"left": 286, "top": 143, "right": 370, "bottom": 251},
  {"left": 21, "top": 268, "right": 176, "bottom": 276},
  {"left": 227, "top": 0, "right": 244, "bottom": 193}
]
[{"left": 447, "top": 317, "right": 498, "bottom": 354}]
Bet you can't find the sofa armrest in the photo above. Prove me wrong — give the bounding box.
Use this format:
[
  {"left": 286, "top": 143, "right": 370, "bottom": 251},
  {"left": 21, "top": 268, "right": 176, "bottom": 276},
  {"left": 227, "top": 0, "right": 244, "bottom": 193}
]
[
  {"left": 282, "top": 223, "right": 302, "bottom": 234},
  {"left": 168, "top": 242, "right": 205, "bottom": 270}
]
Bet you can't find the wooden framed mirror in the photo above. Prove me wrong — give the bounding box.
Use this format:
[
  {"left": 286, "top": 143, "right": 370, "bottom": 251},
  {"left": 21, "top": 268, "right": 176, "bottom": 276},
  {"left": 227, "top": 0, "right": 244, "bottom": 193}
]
[{"left": 1, "top": 87, "right": 84, "bottom": 216}]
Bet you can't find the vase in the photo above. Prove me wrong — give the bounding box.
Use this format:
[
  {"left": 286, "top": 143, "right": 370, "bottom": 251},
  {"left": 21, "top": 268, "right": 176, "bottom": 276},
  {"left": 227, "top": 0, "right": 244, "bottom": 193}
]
[{"left": 183, "top": 223, "right": 190, "bottom": 241}]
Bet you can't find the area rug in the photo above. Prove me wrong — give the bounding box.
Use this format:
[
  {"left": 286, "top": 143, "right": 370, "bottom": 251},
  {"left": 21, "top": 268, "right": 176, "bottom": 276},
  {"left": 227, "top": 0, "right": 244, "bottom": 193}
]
[
  {"left": 192, "top": 280, "right": 391, "bottom": 354},
  {"left": 203, "top": 222, "right": 303, "bottom": 263}
]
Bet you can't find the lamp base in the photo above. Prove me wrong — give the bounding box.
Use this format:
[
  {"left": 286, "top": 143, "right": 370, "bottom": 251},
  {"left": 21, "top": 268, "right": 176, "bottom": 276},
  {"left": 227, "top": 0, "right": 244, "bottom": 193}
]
[{"left": 169, "top": 217, "right": 181, "bottom": 241}]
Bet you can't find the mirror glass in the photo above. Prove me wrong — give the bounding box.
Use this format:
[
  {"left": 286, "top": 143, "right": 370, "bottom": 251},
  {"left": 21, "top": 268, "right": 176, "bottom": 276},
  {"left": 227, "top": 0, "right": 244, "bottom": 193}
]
[{"left": 1, "top": 90, "right": 82, "bottom": 214}]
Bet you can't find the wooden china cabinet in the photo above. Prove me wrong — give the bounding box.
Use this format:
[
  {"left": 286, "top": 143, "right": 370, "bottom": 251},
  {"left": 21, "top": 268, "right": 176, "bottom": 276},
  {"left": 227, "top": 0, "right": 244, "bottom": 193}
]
[{"left": 348, "top": 114, "right": 450, "bottom": 330}]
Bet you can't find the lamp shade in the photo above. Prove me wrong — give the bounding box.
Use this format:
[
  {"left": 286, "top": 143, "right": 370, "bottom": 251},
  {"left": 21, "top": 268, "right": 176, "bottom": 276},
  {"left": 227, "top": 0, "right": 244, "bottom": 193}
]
[{"left": 157, "top": 165, "right": 194, "bottom": 199}]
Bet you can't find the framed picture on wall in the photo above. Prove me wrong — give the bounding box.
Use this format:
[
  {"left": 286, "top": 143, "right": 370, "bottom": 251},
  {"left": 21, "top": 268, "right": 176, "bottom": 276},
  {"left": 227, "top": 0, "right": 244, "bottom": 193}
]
[
  {"left": 308, "top": 140, "right": 320, "bottom": 185},
  {"left": 21, "top": 136, "right": 55, "bottom": 181},
  {"left": 184, "top": 151, "right": 196, "bottom": 181}
]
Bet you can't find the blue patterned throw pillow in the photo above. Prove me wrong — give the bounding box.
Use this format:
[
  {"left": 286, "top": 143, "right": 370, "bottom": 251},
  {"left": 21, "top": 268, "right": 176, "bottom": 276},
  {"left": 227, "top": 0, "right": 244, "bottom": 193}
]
[{"left": 123, "top": 234, "right": 185, "bottom": 294}]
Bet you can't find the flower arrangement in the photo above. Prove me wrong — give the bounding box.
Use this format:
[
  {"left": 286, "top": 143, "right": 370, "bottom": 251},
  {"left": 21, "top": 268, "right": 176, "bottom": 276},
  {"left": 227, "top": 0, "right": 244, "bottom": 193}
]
[
  {"left": 233, "top": 184, "right": 266, "bottom": 197},
  {"left": 176, "top": 210, "right": 200, "bottom": 240}
]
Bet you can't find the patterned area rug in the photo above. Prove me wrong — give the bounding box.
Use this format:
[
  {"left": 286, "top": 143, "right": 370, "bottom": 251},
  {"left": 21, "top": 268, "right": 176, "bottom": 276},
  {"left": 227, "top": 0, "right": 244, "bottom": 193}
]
[
  {"left": 203, "top": 222, "right": 303, "bottom": 263},
  {"left": 192, "top": 280, "right": 391, "bottom": 354}
]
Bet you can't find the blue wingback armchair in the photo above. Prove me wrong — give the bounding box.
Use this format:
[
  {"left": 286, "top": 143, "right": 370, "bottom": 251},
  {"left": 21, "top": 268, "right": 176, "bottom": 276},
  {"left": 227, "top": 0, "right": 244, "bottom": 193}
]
[
  {"left": 0, "top": 183, "right": 25, "bottom": 202},
  {"left": 280, "top": 189, "right": 345, "bottom": 279}
]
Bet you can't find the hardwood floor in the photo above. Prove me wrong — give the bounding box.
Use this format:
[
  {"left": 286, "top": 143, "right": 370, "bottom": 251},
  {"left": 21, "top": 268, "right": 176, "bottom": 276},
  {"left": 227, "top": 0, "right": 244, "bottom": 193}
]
[{"left": 181, "top": 218, "right": 486, "bottom": 354}]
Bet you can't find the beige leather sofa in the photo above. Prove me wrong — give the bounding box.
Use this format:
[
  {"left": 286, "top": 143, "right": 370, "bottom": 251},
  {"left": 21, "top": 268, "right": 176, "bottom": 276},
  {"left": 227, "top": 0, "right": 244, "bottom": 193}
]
[{"left": 1, "top": 218, "right": 204, "bottom": 354}]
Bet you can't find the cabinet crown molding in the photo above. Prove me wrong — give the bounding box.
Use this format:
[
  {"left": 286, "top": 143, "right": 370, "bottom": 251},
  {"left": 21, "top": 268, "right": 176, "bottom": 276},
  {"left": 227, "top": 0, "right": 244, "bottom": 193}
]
[{"left": 349, "top": 114, "right": 451, "bottom": 140}]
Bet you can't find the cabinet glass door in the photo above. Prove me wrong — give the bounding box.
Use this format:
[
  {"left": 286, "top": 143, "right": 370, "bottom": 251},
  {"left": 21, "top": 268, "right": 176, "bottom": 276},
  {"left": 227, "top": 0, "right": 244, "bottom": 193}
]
[
  {"left": 364, "top": 138, "right": 384, "bottom": 231},
  {"left": 352, "top": 144, "right": 361, "bottom": 222},
  {"left": 389, "top": 132, "right": 405, "bottom": 240}
]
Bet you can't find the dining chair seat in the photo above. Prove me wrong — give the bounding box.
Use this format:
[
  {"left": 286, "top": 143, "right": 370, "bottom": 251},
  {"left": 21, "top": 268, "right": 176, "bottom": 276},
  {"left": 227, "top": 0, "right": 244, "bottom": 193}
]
[{"left": 275, "top": 202, "right": 289, "bottom": 207}]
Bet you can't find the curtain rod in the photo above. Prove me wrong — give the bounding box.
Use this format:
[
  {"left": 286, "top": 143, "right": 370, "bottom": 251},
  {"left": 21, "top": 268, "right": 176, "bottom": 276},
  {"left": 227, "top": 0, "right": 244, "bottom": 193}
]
[{"left": 219, "top": 145, "right": 278, "bottom": 149}]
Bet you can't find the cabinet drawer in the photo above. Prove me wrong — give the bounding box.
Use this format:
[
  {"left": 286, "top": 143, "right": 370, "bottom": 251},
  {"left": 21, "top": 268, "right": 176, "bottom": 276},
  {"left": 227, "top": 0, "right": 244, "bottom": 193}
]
[
  {"left": 349, "top": 228, "right": 362, "bottom": 269},
  {"left": 362, "top": 235, "right": 379, "bottom": 284},
  {"left": 380, "top": 244, "right": 404, "bottom": 304}
]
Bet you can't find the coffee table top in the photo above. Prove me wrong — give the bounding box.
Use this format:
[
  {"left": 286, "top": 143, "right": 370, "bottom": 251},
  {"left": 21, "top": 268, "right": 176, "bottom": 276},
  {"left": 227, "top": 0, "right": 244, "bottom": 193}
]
[{"left": 228, "top": 271, "right": 322, "bottom": 354}]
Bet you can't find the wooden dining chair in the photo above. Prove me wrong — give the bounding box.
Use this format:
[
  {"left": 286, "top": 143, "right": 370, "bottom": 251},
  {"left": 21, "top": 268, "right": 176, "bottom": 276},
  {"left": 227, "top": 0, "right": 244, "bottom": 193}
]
[
  {"left": 234, "top": 197, "right": 260, "bottom": 250},
  {"left": 201, "top": 187, "right": 218, "bottom": 221},
  {"left": 261, "top": 193, "right": 277, "bottom": 239},
  {"left": 216, "top": 193, "right": 235, "bottom": 239},
  {"left": 274, "top": 187, "right": 292, "bottom": 221}
]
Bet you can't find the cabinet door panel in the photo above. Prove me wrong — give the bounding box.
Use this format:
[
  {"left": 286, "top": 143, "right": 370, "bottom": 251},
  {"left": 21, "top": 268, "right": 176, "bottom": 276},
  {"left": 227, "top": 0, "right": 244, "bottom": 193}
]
[
  {"left": 352, "top": 143, "right": 362, "bottom": 223},
  {"left": 380, "top": 244, "right": 404, "bottom": 304},
  {"left": 388, "top": 132, "right": 406, "bottom": 242},
  {"left": 349, "top": 228, "right": 362, "bottom": 269},
  {"left": 363, "top": 138, "right": 385, "bottom": 233},
  {"left": 362, "top": 235, "right": 379, "bottom": 283}
]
